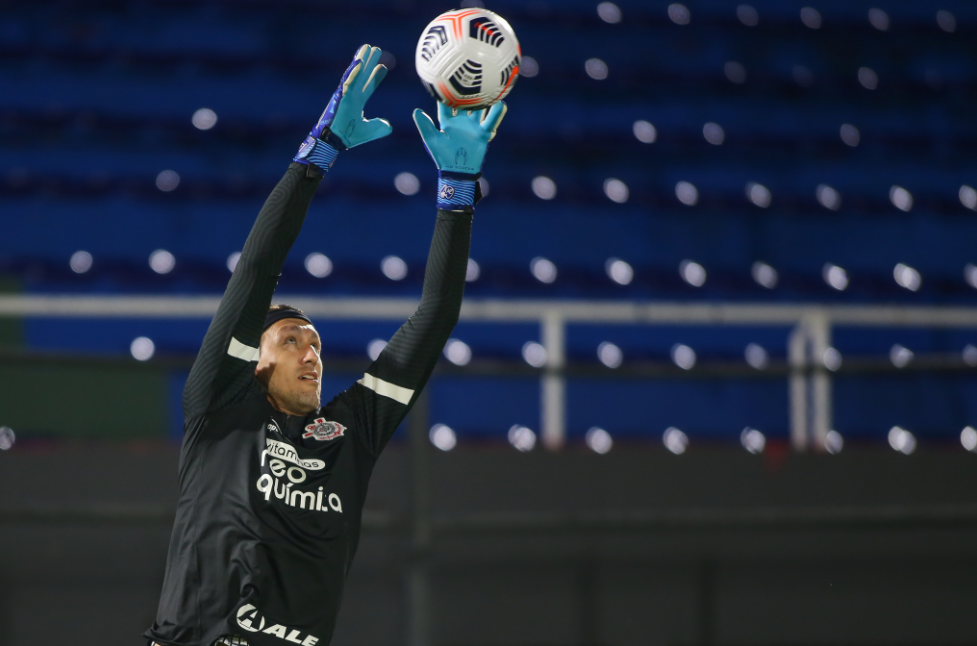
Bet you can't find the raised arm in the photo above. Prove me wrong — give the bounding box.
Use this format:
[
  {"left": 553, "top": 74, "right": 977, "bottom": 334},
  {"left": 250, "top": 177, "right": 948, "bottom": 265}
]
[
  {"left": 346, "top": 101, "right": 508, "bottom": 455},
  {"left": 183, "top": 44, "right": 393, "bottom": 420}
]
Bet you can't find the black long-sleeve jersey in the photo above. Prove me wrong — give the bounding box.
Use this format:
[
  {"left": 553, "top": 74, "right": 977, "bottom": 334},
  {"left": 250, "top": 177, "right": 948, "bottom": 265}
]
[{"left": 145, "top": 163, "right": 472, "bottom": 646}]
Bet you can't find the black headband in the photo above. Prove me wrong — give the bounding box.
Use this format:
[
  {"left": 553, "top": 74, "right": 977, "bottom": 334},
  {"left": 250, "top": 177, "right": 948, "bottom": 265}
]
[{"left": 263, "top": 308, "right": 314, "bottom": 332}]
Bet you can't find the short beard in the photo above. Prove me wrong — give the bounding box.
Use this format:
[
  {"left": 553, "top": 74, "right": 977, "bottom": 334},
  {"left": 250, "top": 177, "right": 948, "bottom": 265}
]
[{"left": 269, "top": 386, "right": 320, "bottom": 417}]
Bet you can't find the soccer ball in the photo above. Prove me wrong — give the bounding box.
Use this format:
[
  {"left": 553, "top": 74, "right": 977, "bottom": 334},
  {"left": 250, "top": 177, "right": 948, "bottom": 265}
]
[{"left": 415, "top": 8, "right": 521, "bottom": 111}]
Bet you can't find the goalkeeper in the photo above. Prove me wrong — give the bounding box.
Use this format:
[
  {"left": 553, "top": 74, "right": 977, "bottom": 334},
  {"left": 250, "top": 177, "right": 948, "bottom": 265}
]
[{"left": 145, "top": 44, "right": 506, "bottom": 646}]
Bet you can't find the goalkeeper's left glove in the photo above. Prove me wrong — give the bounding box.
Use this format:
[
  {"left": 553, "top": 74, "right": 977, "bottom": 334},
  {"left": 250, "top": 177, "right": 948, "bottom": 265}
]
[
  {"left": 294, "top": 44, "right": 393, "bottom": 172},
  {"left": 412, "top": 101, "right": 507, "bottom": 210}
]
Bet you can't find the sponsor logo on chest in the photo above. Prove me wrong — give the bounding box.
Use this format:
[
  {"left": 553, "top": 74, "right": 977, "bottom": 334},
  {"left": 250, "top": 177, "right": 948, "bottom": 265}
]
[{"left": 302, "top": 417, "right": 346, "bottom": 441}]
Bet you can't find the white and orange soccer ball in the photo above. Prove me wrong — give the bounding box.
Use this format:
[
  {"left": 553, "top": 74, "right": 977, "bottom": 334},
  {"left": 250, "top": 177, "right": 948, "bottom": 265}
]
[{"left": 415, "top": 8, "right": 521, "bottom": 110}]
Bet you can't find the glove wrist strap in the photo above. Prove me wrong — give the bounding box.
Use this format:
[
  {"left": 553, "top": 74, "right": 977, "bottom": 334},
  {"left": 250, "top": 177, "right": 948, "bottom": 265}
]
[
  {"left": 437, "top": 172, "right": 477, "bottom": 210},
  {"left": 294, "top": 136, "right": 340, "bottom": 171}
]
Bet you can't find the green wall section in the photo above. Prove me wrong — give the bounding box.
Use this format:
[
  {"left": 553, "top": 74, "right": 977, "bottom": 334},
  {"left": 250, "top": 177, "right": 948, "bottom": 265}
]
[{"left": 0, "top": 362, "right": 168, "bottom": 439}]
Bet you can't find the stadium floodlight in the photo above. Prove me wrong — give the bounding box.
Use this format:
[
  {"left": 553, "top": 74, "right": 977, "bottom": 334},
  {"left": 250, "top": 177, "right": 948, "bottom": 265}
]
[
  {"left": 226, "top": 252, "right": 241, "bottom": 273},
  {"left": 530, "top": 257, "right": 557, "bottom": 283},
  {"left": 959, "top": 186, "right": 977, "bottom": 211},
  {"left": 668, "top": 3, "right": 690, "bottom": 25},
  {"left": 508, "top": 425, "right": 537, "bottom": 452},
  {"left": 888, "top": 426, "right": 916, "bottom": 455},
  {"left": 663, "top": 427, "right": 689, "bottom": 454},
  {"left": 800, "top": 7, "right": 822, "bottom": 29},
  {"left": 305, "top": 253, "right": 333, "bottom": 278},
  {"left": 597, "top": 341, "right": 623, "bottom": 368},
  {"left": 520, "top": 56, "right": 539, "bottom": 78},
  {"left": 823, "top": 263, "right": 849, "bottom": 291},
  {"left": 936, "top": 10, "right": 956, "bottom": 33},
  {"left": 890, "top": 186, "right": 913, "bottom": 212},
  {"left": 751, "top": 261, "right": 778, "bottom": 289},
  {"left": 192, "top": 108, "right": 218, "bottom": 130},
  {"left": 868, "top": 8, "right": 890, "bottom": 31},
  {"left": 745, "top": 343, "right": 769, "bottom": 370},
  {"left": 429, "top": 424, "right": 457, "bottom": 451},
  {"left": 858, "top": 67, "right": 879, "bottom": 90},
  {"left": 963, "top": 344, "right": 977, "bottom": 367},
  {"left": 840, "top": 124, "right": 860, "bottom": 147},
  {"left": 381, "top": 256, "right": 407, "bottom": 281},
  {"left": 522, "top": 342, "right": 548, "bottom": 368},
  {"left": 585, "top": 58, "right": 609, "bottom": 80},
  {"left": 585, "top": 427, "right": 613, "bottom": 454},
  {"left": 606, "top": 258, "right": 634, "bottom": 285},
  {"left": 741, "top": 427, "right": 766, "bottom": 454},
  {"left": 703, "top": 122, "right": 725, "bottom": 146},
  {"left": 816, "top": 184, "right": 842, "bottom": 211},
  {"left": 394, "top": 172, "right": 420, "bottom": 196},
  {"left": 746, "top": 182, "right": 771, "bottom": 208},
  {"left": 724, "top": 61, "right": 747, "bottom": 84},
  {"left": 0, "top": 426, "right": 15, "bottom": 451},
  {"left": 443, "top": 339, "right": 472, "bottom": 366},
  {"left": 131, "top": 336, "right": 156, "bottom": 361},
  {"left": 70, "top": 250, "right": 93, "bottom": 274},
  {"left": 671, "top": 344, "right": 696, "bottom": 370},
  {"left": 675, "top": 181, "right": 699, "bottom": 206},
  {"left": 367, "top": 339, "right": 387, "bottom": 361},
  {"left": 531, "top": 176, "right": 557, "bottom": 200},
  {"left": 597, "top": 2, "right": 622, "bottom": 24},
  {"left": 156, "top": 170, "right": 180, "bottom": 192},
  {"left": 149, "top": 249, "right": 176, "bottom": 274},
  {"left": 737, "top": 5, "right": 759, "bottom": 27},
  {"left": 465, "top": 258, "right": 480, "bottom": 282},
  {"left": 893, "top": 263, "right": 921, "bottom": 291},
  {"left": 633, "top": 120, "right": 657, "bottom": 143},
  {"left": 680, "top": 260, "right": 706, "bottom": 287},
  {"left": 825, "top": 430, "right": 844, "bottom": 454},
  {"left": 823, "top": 347, "right": 843, "bottom": 371},
  {"left": 890, "top": 344, "right": 914, "bottom": 368}
]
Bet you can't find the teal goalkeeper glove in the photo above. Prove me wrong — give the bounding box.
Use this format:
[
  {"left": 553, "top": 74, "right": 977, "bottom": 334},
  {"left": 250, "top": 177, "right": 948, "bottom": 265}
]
[
  {"left": 294, "top": 44, "right": 393, "bottom": 171},
  {"left": 413, "top": 101, "right": 507, "bottom": 210}
]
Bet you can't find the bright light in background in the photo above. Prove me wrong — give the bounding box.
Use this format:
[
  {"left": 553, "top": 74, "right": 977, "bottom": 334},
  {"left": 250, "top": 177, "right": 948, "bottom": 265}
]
[
  {"left": 868, "top": 8, "right": 890, "bottom": 31},
  {"left": 964, "top": 344, "right": 977, "bottom": 367},
  {"left": 737, "top": 5, "right": 759, "bottom": 26},
  {"left": 745, "top": 343, "right": 769, "bottom": 370},
  {"left": 226, "top": 252, "right": 241, "bottom": 273},
  {"left": 597, "top": 341, "right": 623, "bottom": 368},
  {"left": 823, "top": 347, "right": 842, "bottom": 371},
  {"left": 149, "top": 249, "right": 176, "bottom": 274},
  {"left": 793, "top": 65, "right": 814, "bottom": 88},
  {"left": 676, "top": 181, "right": 699, "bottom": 206},
  {"left": 823, "top": 263, "right": 849, "bottom": 291},
  {"left": 680, "top": 260, "right": 706, "bottom": 287},
  {"left": 531, "top": 176, "right": 557, "bottom": 200},
  {"left": 936, "top": 10, "right": 956, "bottom": 33},
  {"left": 478, "top": 177, "right": 490, "bottom": 197},
  {"left": 521, "top": 56, "right": 539, "bottom": 78},
  {"left": 962, "top": 427, "right": 977, "bottom": 452},
  {"left": 530, "top": 257, "right": 557, "bottom": 283},
  {"left": 752, "top": 261, "right": 778, "bottom": 289},
  {"left": 671, "top": 343, "right": 696, "bottom": 370},
  {"left": 0, "top": 426, "right": 15, "bottom": 451},
  {"left": 466, "top": 258, "right": 480, "bottom": 282},
  {"left": 888, "top": 426, "right": 916, "bottom": 455},
  {"left": 604, "top": 178, "right": 630, "bottom": 203},
  {"left": 586, "top": 427, "right": 613, "bottom": 454},
  {"left": 508, "top": 424, "right": 537, "bottom": 452},
  {"left": 633, "top": 120, "right": 657, "bottom": 144},
  {"left": 840, "top": 124, "right": 860, "bottom": 147},
  {"left": 816, "top": 184, "right": 842, "bottom": 211},
  {"left": 663, "top": 427, "right": 689, "bottom": 454},
  {"left": 724, "top": 61, "right": 747, "bottom": 84},
  {"left": 800, "top": 7, "right": 822, "bottom": 29},
  {"left": 703, "top": 122, "right": 725, "bottom": 145},
  {"left": 960, "top": 186, "right": 977, "bottom": 211},
  {"left": 70, "top": 250, "right": 93, "bottom": 274},
  {"left": 890, "top": 186, "right": 913, "bottom": 211},
  {"left": 443, "top": 338, "right": 472, "bottom": 366},
  {"left": 668, "top": 3, "right": 690, "bottom": 25},
  {"left": 131, "top": 336, "right": 155, "bottom": 361},
  {"left": 893, "top": 263, "right": 921, "bottom": 291},
  {"left": 192, "top": 107, "right": 218, "bottom": 130},
  {"left": 429, "top": 424, "right": 457, "bottom": 451},
  {"left": 305, "top": 252, "right": 333, "bottom": 278},
  {"left": 156, "top": 170, "right": 180, "bottom": 192},
  {"left": 394, "top": 172, "right": 420, "bottom": 196},
  {"left": 825, "top": 429, "right": 844, "bottom": 454},
  {"left": 522, "top": 341, "right": 548, "bottom": 367},
  {"left": 606, "top": 258, "right": 634, "bottom": 285},
  {"left": 746, "top": 182, "right": 771, "bottom": 208},
  {"left": 585, "top": 58, "right": 608, "bottom": 80},
  {"left": 965, "top": 264, "right": 977, "bottom": 289},
  {"left": 741, "top": 427, "right": 766, "bottom": 454},
  {"left": 597, "top": 2, "right": 622, "bottom": 23},
  {"left": 367, "top": 339, "right": 387, "bottom": 361},
  {"left": 890, "top": 344, "right": 914, "bottom": 368},
  {"left": 858, "top": 67, "right": 878, "bottom": 90},
  {"left": 381, "top": 256, "right": 407, "bottom": 281}
]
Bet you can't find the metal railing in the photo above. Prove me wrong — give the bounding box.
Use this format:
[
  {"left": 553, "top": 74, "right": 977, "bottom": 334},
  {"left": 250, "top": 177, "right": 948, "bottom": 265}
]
[{"left": 3, "top": 295, "right": 977, "bottom": 451}]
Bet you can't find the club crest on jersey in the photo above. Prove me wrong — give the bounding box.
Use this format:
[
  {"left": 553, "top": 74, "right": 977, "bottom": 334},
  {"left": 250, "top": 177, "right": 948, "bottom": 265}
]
[{"left": 303, "top": 418, "right": 346, "bottom": 441}]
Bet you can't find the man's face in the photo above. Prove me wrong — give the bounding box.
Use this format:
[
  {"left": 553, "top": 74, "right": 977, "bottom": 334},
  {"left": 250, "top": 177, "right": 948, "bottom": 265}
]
[{"left": 255, "top": 318, "right": 322, "bottom": 416}]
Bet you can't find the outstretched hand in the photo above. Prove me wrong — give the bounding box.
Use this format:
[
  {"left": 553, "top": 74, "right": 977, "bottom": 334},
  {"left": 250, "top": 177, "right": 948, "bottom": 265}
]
[{"left": 413, "top": 102, "right": 508, "bottom": 176}]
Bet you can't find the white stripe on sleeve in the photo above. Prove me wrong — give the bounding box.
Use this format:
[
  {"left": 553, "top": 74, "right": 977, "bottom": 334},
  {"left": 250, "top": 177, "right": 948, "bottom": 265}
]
[
  {"left": 227, "top": 337, "right": 260, "bottom": 362},
  {"left": 357, "top": 373, "right": 414, "bottom": 405}
]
